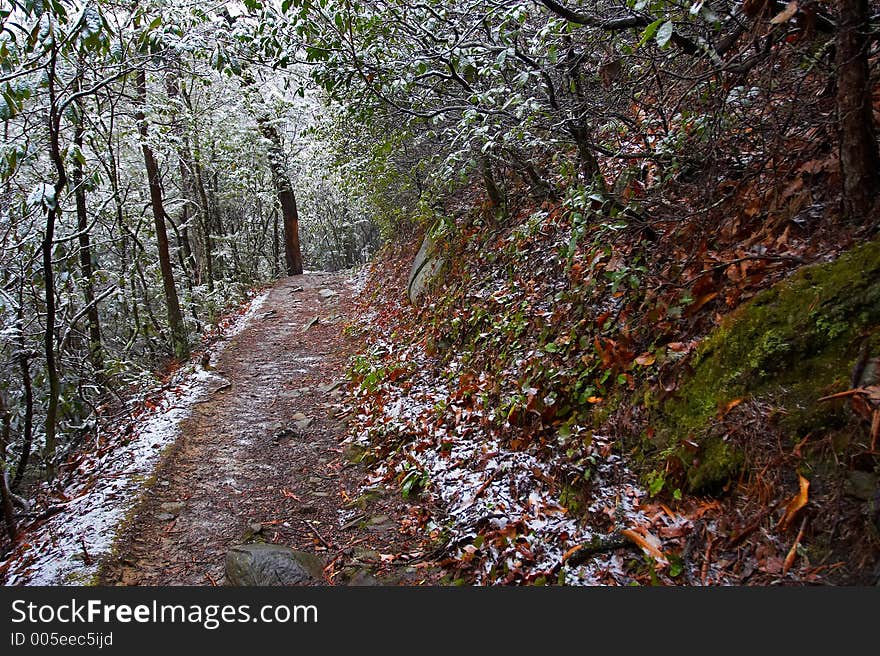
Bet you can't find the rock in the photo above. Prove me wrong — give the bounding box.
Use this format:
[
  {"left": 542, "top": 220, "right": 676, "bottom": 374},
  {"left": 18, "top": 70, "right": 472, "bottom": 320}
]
[
  {"left": 225, "top": 544, "right": 325, "bottom": 586},
  {"left": 318, "top": 380, "right": 346, "bottom": 393},
  {"left": 318, "top": 288, "right": 338, "bottom": 299},
  {"left": 272, "top": 427, "right": 297, "bottom": 443},
  {"left": 295, "top": 417, "right": 314, "bottom": 430},
  {"left": 302, "top": 315, "right": 319, "bottom": 332},
  {"left": 347, "top": 570, "right": 380, "bottom": 586},
  {"left": 292, "top": 412, "right": 308, "bottom": 421},
  {"left": 160, "top": 501, "right": 185, "bottom": 515},
  {"left": 407, "top": 231, "right": 445, "bottom": 304},
  {"left": 845, "top": 470, "right": 878, "bottom": 501},
  {"left": 154, "top": 513, "right": 175, "bottom": 522}
]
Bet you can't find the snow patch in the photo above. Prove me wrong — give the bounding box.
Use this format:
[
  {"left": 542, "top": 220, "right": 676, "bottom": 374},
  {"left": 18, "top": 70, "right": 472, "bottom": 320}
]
[{"left": 0, "top": 292, "right": 269, "bottom": 586}]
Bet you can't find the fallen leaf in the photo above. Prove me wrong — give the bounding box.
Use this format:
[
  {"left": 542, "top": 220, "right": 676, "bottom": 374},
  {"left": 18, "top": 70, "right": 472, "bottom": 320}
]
[
  {"left": 634, "top": 352, "right": 656, "bottom": 366},
  {"left": 718, "top": 397, "right": 743, "bottom": 418},
  {"left": 561, "top": 544, "right": 584, "bottom": 563},
  {"left": 684, "top": 291, "right": 718, "bottom": 317},
  {"left": 620, "top": 528, "right": 668, "bottom": 564},
  {"left": 777, "top": 474, "right": 809, "bottom": 530}
]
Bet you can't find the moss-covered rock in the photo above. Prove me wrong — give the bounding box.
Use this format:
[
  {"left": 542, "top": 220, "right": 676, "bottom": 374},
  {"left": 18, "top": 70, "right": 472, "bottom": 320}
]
[{"left": 654, "top": 240, "right": 880, "bottom": 493}]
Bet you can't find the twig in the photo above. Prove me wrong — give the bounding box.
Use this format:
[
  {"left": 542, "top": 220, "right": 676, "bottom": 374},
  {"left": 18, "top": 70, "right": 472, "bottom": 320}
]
[
  {"left": 700, "top": 538, "right": 713, "bottom": 586},
  {"left": 817, "top": 387, "right": 865, "bottom": 402},
  {"left": 205, "top": 572, "right": 218, "bottom": 586},
  {"left": 782, "top": 516, "right": 808, "bottom": 576},
  {"left": 871, "top": 410, "right": 879, "bottom": 452},
  {"left": 80, "top": 538, "right": 92, "bottom": 566},
  {"left": 305, "top": 520, "right": 332, "bottom": 548},
  {"left": 472, "top": 469, "right": 499, "bottom": 501}
]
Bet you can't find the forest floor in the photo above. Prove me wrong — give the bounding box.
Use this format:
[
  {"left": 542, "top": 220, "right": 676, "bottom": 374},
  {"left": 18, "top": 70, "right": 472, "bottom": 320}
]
[{"left": 96, "top": 272, "right": 436, "bottom": 586}]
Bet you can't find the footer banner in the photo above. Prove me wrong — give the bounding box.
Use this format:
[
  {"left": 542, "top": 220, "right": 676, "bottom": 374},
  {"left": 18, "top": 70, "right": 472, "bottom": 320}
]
[{"left": 0, "top": 586, "right": 870, "bottom": 651}]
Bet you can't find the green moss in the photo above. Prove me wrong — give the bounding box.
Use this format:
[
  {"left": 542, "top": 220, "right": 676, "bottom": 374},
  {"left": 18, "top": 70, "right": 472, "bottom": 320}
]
[
  {"left": 654, "top": 240, "right": 880, "bottom": 492},
  {"left": 559, "top": 482, "right": 585, "bottom": 514}
]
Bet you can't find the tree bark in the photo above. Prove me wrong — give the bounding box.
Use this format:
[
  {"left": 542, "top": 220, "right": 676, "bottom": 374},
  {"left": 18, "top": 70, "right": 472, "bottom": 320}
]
[
  {"left": 837, "top": 0, "right": 880, "bottom": 222},
  {"left": 190, "top": 130, "right": 216, "bottom": 292},
  {"left": 480, "top": 155, "right": 503, "bottom": 209},
  {"left": 135, "top": 69, "right": 189, "bottom": 360},
  {"left": 11, "top": 303, "right": 33, "bottom": 491},
  {"left": 72, "top": 96, "right": 104, "bottom": 377},
  {"left": 0, "top": 394, "right": 17, "bottom": 541},
  {"left": 256, "top": 120, "right": 303, "bottom": 276},
  {"left": 42, "top": 43, "right": 64, "bottom": 480}
]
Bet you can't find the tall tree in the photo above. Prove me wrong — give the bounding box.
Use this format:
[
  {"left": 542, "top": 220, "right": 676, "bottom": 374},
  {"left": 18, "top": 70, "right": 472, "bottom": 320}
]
[
  {"left": 836, "top": 0, "right": 880, "bottom": 221},
  {"left": 135, "top": 68, "right": 189, "bottom": 360},
  {"left": 71, "top": 75, "right": 104, "bottom": 377},
  {"left": 258, "top": 120, "right": 304, "bottom": 276}
]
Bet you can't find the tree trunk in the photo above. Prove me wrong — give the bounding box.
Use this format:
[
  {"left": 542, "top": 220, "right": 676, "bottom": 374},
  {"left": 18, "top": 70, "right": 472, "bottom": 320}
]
[
  {"left": 11, "top": 304, "right": 34, "bottom": 491},
  {"left": 257, "top": 122, "right": 303, "bottom": 275},
  {"left": 42, "top": 44, "right": 64, "bottom": 480},
  {"left": 191, "top": 132, "right": 215, "bottom": 292},
  {"left": 0, "top": 394, "right": 17, "bottom": 541},
  {"left": 272, "top": 207, "right": 280, "bottom": 277},
  {"left": 135, "top": 69, "right": 188, "bottom": 360},
  {"left": 72, "top": 101, "right": 104, "bottom": 377},
  {"left": 480, "top": 155, "right": 503, "bottom": 210},
  {"left": 837, "top": 0, "right": 880, "bottom": 222}
]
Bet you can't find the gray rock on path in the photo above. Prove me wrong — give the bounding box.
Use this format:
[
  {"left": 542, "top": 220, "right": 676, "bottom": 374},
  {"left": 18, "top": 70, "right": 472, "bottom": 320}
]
[
  {"left": 407, "top": 231, "right": 445, "bottom": 304},
  {"left": 225, "top": 543, "right": 325, "bottom": 586},
  {"left": 160, "top": 501, "right": 185, "bottom": 515}
]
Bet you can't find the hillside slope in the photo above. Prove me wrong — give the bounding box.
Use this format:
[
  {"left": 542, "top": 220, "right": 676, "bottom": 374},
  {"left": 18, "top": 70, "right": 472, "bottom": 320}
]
[{"left": 344, "top": 198, "right": 880, "bottom": 585}]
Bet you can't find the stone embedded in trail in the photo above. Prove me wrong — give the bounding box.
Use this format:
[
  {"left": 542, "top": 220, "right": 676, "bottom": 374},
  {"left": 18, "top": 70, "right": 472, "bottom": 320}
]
[
  {"left": 160, "top": 501, "right": 185, "bottom": 515},
  {"left": 318, "top": 379, "right": 346, "bottom": 393},
  {"left": 318, "top": 288, "right": 338, "bottom": 299},
  {"left": 347, "top": 570, "right": 380, "bottom": 586},
  {"left": 224, "top": 543, "right": 325, "bottom": 586}
]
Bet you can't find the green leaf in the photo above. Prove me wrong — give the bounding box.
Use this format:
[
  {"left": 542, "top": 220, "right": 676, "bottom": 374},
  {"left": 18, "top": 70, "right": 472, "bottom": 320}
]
[
  {"left": 655, "top": 21, "right": 674, "bottom": 48},
  {"left": 636, "top": 18, "right": 663, "bottom": 49}
]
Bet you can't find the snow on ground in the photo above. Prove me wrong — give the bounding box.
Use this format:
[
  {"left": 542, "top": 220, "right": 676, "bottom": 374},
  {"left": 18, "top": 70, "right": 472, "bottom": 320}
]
[
  {"left": 1, "top": 292, "right": 269, "bottom": 585},
  {"left": 347, "top": 319, "right": 705, "bottom": 584}
]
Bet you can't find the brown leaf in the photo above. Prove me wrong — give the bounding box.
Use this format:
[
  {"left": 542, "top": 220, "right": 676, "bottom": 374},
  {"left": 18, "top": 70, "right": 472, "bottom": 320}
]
[
  {"left": 777, "top": 474, "right": 809, "bottom": 530},
  {"left": 620, "top": 528, "right": 668, "bottom": 564},
  {"left": 685, "top": 291, "right": 718, "bottom": 317},
  {"left": 634, "top": 352, "right": 656, "bottom": 366},
  {"left": 561, "top": 544, "right": 584, "bottom": 563},
  {"left": 718, "top": 397, "right": 743, "bottom": 418}
]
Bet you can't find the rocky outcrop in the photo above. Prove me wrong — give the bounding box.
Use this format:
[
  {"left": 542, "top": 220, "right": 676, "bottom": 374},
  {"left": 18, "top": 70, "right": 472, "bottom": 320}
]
[
  {"left": 407, "top": 232, "right": 444, "bottom": 304},
  {"left": 224, "top": 543, "right": 325, "bottom": 586}
]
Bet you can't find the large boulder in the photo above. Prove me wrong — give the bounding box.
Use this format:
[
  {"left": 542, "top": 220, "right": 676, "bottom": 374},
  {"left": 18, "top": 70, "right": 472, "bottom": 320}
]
[
  {"left": 407, "top": 232, "right": 444, "bottom": 304},
  {"left": 224, "top": 543, "right": 325, "bottom": 586}
]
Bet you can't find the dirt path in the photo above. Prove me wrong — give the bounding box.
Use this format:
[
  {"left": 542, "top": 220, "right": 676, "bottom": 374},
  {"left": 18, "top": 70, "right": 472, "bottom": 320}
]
[{"left": 99, "top": 273, "right": 425, "bottom": 586}]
